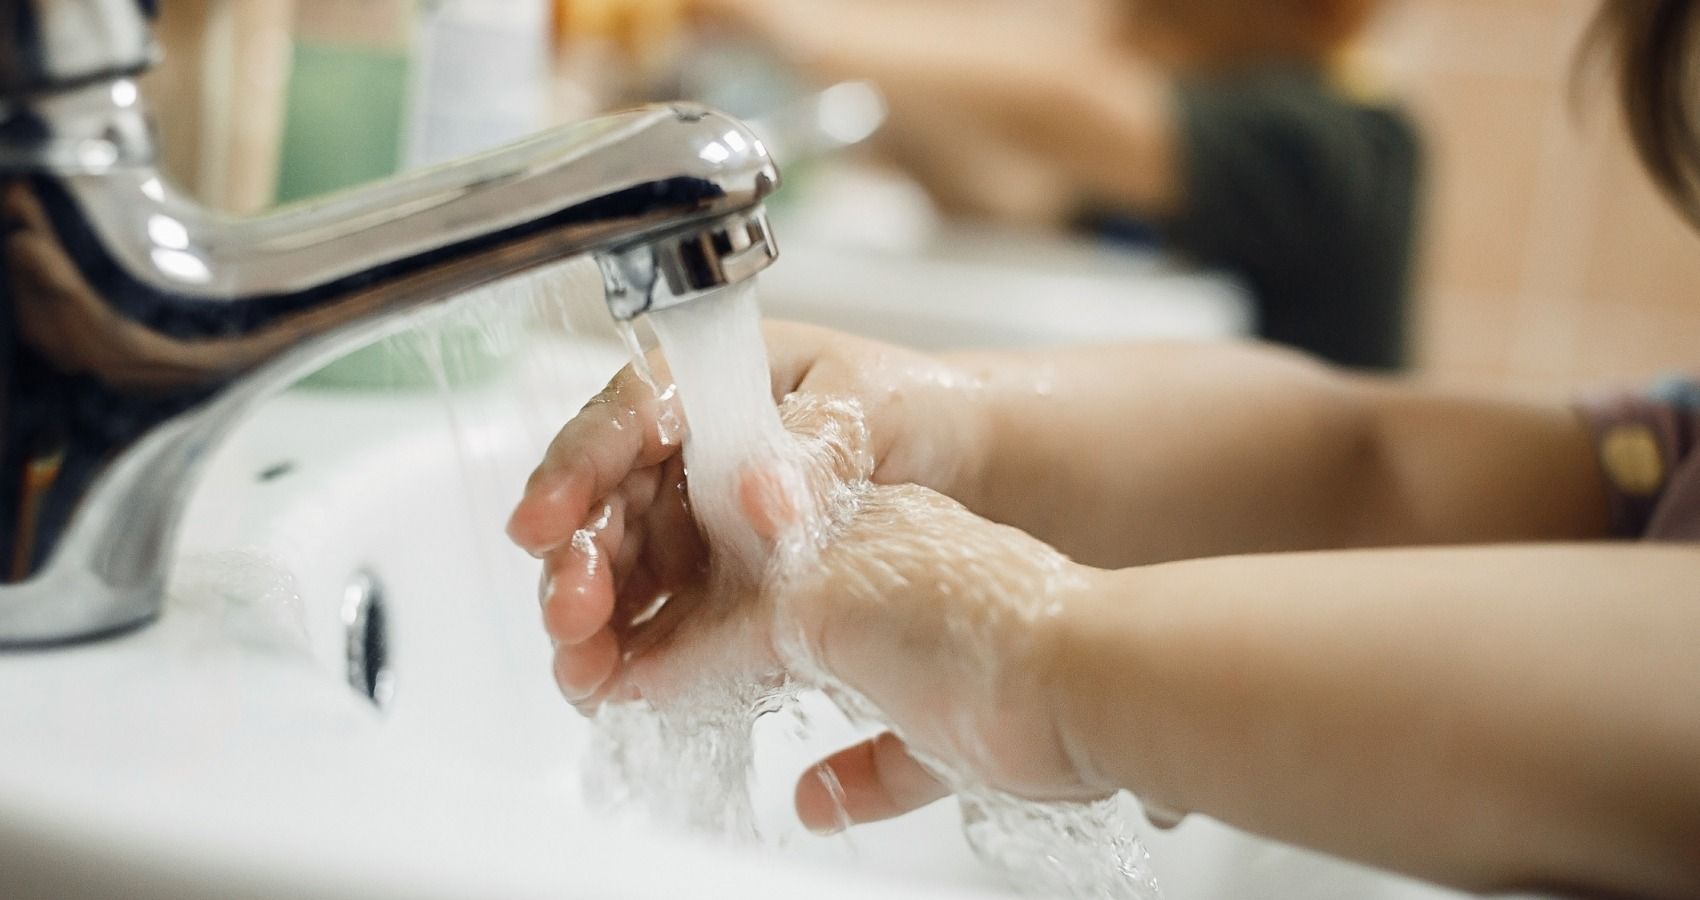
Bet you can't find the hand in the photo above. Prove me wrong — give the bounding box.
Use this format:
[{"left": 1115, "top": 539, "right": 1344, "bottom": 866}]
[
  {"left": 505, "top": 322, "right": 988, "bottom": 707},
  {"left": 774, "top": 481, "right": 1109, "bottom": 834},
  {"left": 506, "top": 322, "right": 1101, "bottom": 830}
]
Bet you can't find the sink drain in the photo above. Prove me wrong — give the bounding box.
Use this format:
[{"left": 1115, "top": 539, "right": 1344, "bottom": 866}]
[{"left": 342, "top": 571, "right": 393, "bottom": 708}]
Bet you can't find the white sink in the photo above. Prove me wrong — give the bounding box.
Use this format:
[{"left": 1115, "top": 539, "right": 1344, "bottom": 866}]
[
  {"left": 0, "top": 249, "right": 1500, "bottom": 900},
  {"left": 760, "top": 232, "right": 1254, "bottom": 350}
]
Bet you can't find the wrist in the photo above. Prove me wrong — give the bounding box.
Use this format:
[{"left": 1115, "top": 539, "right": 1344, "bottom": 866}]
[
  {"left": 900, "top": 351, "right": 998, "bottom": 507},
  {"left": 1046, "top": 564, "right": 1195, "bottom": 815},
  {"left": 933, "top": 350, "right": 1020, "bottom": 513}
]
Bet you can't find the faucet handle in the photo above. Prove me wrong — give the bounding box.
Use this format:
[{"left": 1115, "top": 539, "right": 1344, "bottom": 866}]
[{"left": 0, "top": 0, "right": 158, "bottom": 99}]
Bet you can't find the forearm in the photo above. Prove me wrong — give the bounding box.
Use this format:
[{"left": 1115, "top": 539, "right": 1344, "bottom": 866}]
[
  {"left": 741, "top": 0, "right": 1178, "bottom": 220},
  {"left": 867, "top": 46, "right": 1178, "bottom": 220},
  {"left": 1056, "top": 546, "right": 1700, "bottom": 899},
  {"left": 949, "top": 341, "right": 1373, "bottom": 566},
  {"left": 944, "top": 342, "right": 1608, "bottom": 568}
]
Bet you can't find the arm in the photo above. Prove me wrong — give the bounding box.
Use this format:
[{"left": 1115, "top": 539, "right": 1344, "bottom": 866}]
[
  {"left": 1053, "top": 545, "right": 1700, "bottom": 899},
  {"left": 694, "top": 0, "right": 1180, "bottom": 222},
  {"left": 946, "top": 342, "right": 1611, "bottom": 567},
  {"left": 510, "top": 325, "right": 1691, "bottom": 897},
  {"left": 634, "top": 329, "right": 1607, "bottom": 570}
]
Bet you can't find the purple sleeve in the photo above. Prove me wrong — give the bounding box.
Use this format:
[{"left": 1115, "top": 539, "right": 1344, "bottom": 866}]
[{"left": 1578, "top": 378, "right": 1700, "bottom": 541}]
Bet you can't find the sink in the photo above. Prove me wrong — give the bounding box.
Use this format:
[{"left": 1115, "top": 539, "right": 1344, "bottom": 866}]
[
  {"left": 760, "top": 231, "right": 1254, "bottom": 351},
  {"left": 0, "top": 251, "right": 1502, "bottom": 900}
]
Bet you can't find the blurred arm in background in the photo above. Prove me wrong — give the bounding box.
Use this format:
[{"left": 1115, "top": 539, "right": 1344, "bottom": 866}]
[
  {"left": 687, "top": 0, "right": 1180, "bottom": 226},
  {"left": 556, "top": 0, "right": 1419, "bottom": 370}
]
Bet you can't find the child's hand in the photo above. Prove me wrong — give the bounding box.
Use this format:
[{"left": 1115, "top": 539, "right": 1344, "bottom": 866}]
[
  {"left": 505, "top": 323, "right": 986, "bottom": 706},
  {"left": 773, "top": 481, "right": 1106, "bottom": 833},
  {"left": 506, "top": 323, "right": 1100, "bottom": 828}
]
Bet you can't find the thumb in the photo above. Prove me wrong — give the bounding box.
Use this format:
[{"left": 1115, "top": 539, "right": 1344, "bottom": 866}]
[{"left": 794, "top": 733, "right": 951, "bottom": 834}]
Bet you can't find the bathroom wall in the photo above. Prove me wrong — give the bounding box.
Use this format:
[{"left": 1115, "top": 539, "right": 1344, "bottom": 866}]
[
  {"left": 1370, "top": 0, "right": 1700, "bottom": 393},
  {"left": 143, "top": 0, "right": 417, "bottom": 211}
]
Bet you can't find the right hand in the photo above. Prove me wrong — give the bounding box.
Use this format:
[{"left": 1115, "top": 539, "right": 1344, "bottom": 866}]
[{"left": 771, "top": 478, "right": 1109, "bottom": 834}]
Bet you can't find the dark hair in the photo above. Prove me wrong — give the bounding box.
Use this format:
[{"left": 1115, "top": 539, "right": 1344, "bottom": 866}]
[{"left": 1593, "top": 1, "right": 1700, "bottom": 227}]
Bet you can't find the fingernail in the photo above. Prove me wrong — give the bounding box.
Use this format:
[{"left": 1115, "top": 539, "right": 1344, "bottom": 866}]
[
  {"left": 508, "top": 521, "right": 558, "bottom": 559},
  {"left": 1142, "top": 802, "right": 1188, "bottom": 831},
  {"left": 561, "top": 681, "right": 600, "bottom": 703},
  {"left": 504, "top": 510, "right": 533, "bottom": 549},
  {"left": 805, "top": 818, "right": 845, "bottom": 837}
]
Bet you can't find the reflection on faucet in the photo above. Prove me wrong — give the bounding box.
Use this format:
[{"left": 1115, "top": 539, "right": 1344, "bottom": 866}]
[
  {"left": 0, "top": 4, "right": 780, "bottom": 647},
  {"left": 3, "top": 182, "right": 280, "bottom": 389}
]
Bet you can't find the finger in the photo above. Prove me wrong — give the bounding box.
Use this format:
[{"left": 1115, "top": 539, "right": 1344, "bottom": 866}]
[
  {"left": 609, "top": 466, "right": 663, "bottom": 585},
  {"left": 540, "top": 495, "right": 628, "bottom": 645},
  {"left": 537, "top": 530, "right": 618, "bottom": 643},
  {"left": 760, "top": 321, "right": 845, "bottom": 400},
  {"left": 738, "top": 398, "right": 876, "bottom": 543},
  {"left": 553, "top": 626, "right": 622, "bottom": 703},
  {"left": 612, "top": 520, "right": 647, "bottom": 593},
  {"left": 570, "top": 675, "right": 629, "bottom": 715},
  {"left": 507, "top": 364, "right": 681, "bottom": 555},
  {"left": 795, "top": 733, "right": 951, "bottom": 834},
  {"left": 779, "top": 392, "right": 875, "bottom": 485},
  {"left": 636, "top": 456, "right": 705, "bottom": 589},
  {"left": 739, "top": 465, "right": 796, "bottom": 542}
]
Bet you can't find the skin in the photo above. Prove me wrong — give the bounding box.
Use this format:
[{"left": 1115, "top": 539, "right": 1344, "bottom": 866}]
[
  {"left": 509, "top": 323, "right": 1700, "bottom": 900},
  {"left": 1075, "top": 547, "right": 1700, "bottom": 900},
  {"left": 556, "top": 0, "right": 1376, "bottom": 224},
  {"left": 689, "top": 0, "right": 1182, "bottom": 223}
]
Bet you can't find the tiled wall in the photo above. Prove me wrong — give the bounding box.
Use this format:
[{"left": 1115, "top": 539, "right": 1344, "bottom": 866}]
[{"left": 1371, "top": 0, "right": 1700, "bottom": 393}]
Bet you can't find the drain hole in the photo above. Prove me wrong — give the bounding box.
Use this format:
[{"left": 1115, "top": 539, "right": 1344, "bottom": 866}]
[
  {"left": 257, "top": 461, "right": 296, "bottom": 482},
  {"left": 342, "top": 571, "right": 393, "bottom": 708}
]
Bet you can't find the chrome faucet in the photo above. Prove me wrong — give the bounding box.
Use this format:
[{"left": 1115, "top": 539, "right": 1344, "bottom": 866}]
[{"left": 0, "top": 0, "right": 780, "bottom": 646}]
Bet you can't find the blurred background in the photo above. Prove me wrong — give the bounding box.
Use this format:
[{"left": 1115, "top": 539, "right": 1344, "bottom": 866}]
[
  {"left": 141, "top": 0, "right": 1700, "bottom": 394},
  {"left": 1366, "top": 0, "right": 1698, "bottom": 394}
]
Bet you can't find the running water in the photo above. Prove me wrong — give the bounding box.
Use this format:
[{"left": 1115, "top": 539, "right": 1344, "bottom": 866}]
[
  {"left": 585, "top": 279, "right": 1164, "bottom": 900},
  {"left": 585, "top": 282, "right": 802, "bottom": 840}
]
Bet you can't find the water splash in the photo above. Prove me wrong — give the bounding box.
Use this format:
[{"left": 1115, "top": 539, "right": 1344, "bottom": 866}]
[
  {"left": 585, "top": 680, "right": 778, "bottom": 838},
  {"left": 171, "top": 549, "right": 312, "bottom": 657},
  {"left": 961, "top": 793, "right": 1163, "bottom": 900}
]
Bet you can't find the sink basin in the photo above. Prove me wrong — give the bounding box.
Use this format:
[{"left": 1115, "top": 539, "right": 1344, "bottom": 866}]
[
  {"left": 0, "top": 250, "right": 1514, "bottom": 900},
  {"left": 760, "top": 231, "right": 1254, "bottom": 350}
]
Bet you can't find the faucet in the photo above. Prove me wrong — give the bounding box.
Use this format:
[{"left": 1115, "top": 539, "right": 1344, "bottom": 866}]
[{"left": 0, "top": 0, "right": 780, "bottom": 647}]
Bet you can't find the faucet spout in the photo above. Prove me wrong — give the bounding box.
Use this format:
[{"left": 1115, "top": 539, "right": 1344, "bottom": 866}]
[{"left": 0, "top": 47, "right": 779, "bottom": 645}]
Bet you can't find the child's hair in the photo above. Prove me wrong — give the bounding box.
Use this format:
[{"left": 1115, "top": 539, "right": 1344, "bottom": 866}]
[{"left": 1593, "top": 1, "right": 1700, "bottom": 227}]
